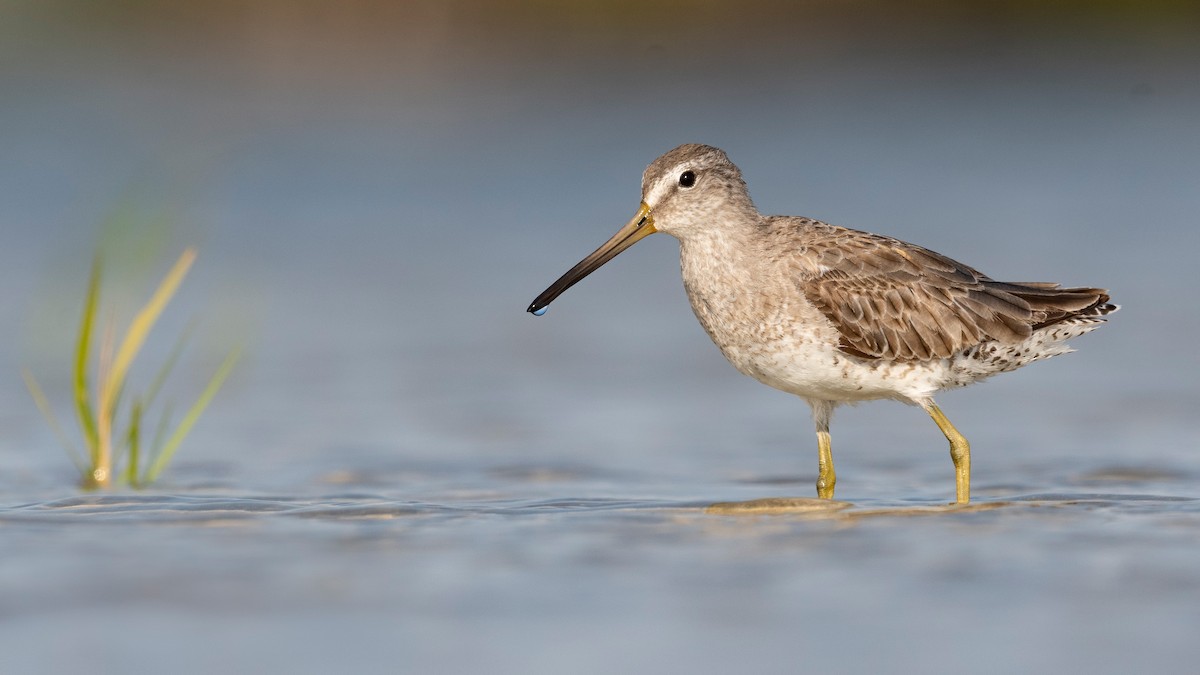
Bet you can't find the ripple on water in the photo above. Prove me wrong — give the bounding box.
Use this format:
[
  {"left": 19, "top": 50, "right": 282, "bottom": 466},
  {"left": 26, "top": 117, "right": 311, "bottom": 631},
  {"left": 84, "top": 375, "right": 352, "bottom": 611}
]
[
  {"left": 0, "top": 494, "right": 455, "bottom": 524},
  {"left": 3, "top": 491, "right": 1195, "bottom": 525}
]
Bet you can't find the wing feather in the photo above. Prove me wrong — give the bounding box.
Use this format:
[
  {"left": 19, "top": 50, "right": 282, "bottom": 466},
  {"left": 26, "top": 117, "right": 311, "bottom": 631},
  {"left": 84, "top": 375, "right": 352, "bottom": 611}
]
[
  {"left": 769, "top": 218, "right": 1113, "bottom": 361},
  {"left": 794, "top": 223, "right": 1036, "bottom": 360}
]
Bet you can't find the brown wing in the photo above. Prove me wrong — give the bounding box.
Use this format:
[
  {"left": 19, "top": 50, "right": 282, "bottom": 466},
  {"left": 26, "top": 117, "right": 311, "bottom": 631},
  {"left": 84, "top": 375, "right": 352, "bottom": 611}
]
[{"left": 792, "top": 223, "right": 1109, "bottom": 361}]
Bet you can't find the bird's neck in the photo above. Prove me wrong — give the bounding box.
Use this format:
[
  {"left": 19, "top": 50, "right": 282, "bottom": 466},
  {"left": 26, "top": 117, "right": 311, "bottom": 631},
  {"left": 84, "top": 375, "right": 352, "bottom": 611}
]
[{"left": 677, "top": 217, "right": 765, "bottom": 318}]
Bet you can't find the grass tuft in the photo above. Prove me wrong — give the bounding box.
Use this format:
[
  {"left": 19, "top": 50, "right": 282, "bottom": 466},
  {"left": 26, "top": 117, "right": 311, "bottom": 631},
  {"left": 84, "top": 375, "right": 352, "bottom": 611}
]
[{"left": 23, "top": 248, "right": 240, "bottom": 489}]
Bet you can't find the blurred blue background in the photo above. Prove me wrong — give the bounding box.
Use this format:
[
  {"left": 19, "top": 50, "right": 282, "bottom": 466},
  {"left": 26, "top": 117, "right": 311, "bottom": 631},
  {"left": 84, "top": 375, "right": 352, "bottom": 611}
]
[{"left": 1, "top": 1, "right": 1199, "bottom": 673}]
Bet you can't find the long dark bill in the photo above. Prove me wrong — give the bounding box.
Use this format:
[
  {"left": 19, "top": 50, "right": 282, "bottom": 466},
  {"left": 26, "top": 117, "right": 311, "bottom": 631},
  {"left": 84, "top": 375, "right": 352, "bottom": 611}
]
[{"left": 527, "top": 202, "right": 656, "bottom": 314}]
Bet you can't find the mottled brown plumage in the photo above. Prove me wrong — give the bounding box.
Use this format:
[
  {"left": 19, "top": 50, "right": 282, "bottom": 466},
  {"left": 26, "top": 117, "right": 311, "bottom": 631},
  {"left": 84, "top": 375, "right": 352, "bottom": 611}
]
[
  {"left": 787, "top": 219, "right": 1114, "bottom": 360},
  {"left": 528, "top": 143, "right": 1117, "bottom": 503}
]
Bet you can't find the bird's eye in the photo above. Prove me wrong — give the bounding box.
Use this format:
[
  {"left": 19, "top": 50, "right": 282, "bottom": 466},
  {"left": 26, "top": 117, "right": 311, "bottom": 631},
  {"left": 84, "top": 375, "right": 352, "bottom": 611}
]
[{"left": 679, "top": 170, "right": 696, "bottom": 188}]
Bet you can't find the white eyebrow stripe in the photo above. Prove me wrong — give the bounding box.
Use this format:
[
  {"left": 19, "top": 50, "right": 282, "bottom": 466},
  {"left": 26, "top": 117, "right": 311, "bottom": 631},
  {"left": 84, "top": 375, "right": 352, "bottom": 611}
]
[{"left": 644, "top": 161, "right": 690, "bottom": 208}]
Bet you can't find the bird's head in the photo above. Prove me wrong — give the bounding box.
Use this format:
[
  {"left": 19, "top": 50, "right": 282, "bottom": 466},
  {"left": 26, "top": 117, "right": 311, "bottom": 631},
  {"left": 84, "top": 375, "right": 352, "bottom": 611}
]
[{"left": 527, "top": 144, "right": 756, "bottom": 315}]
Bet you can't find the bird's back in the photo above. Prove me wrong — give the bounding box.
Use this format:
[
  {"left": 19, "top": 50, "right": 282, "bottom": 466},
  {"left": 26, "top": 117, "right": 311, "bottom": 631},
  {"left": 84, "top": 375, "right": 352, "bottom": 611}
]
[{"left": 764, "top": 216, "right": 1116, "bottom": 362}]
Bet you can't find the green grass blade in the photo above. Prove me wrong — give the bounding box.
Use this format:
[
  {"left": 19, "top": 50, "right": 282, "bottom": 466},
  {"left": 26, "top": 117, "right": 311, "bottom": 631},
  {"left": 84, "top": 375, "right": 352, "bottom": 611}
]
[
  {"left": 123, "top": 324, "right": 189, "bottom": 488},
  {"left": 74, "top": 256, "right": 101, "bottom": 458},
  {"left": 22, "top": 369, "right": 87, "bottom": 473},
  {"left": 99, "top": 248, "right": 196, "bottom": 416},
  {"left": 143, "top": 345, "right": 241, "bottom": 485},
  {"left": 124, "top": 400, "right": 143, "bottom": 486}
]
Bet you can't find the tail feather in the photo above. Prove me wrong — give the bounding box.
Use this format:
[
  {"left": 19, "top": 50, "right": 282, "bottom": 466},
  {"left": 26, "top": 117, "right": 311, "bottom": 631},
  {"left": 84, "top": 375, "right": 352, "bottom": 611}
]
[
  {"left": 990, "top": 282, "right": 1117, "bottom": 330},
  {"left": 946, "top": 282, "right": 1116, "bottom": 389}
]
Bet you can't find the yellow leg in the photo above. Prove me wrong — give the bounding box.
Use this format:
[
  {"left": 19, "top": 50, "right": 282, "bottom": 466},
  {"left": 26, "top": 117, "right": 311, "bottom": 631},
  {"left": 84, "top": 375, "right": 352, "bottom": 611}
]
[
  {"left": 816, "top": 429, "right": 836, "bottom": 499},
  {"left": 924, "top": 402, "right": 970, "bottom": 504}
]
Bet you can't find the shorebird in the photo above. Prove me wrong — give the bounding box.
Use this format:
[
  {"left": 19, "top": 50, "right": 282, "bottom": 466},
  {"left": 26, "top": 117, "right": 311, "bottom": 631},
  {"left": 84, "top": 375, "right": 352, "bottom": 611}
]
[{"left": 527, "top": 144, "right": 1116, "bottom": 504}]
